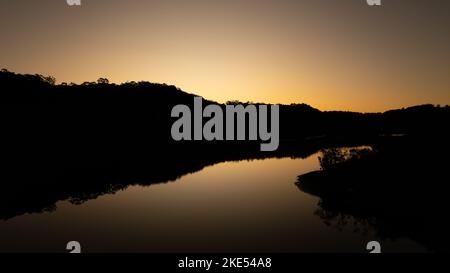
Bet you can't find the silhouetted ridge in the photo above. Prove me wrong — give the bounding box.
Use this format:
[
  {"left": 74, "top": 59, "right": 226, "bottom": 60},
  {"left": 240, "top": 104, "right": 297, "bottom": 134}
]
[
  {"left": 1, "top": 69, "right": 449, "bottom": 222},
  {"left": 0, "top": 69, "right": 200, "bottom": 105}
]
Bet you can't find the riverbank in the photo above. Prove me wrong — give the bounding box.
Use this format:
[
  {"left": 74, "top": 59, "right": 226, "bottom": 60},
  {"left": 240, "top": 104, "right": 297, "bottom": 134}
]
[{"left": 296, "top": 134, "right": 450, "bottom": 252}]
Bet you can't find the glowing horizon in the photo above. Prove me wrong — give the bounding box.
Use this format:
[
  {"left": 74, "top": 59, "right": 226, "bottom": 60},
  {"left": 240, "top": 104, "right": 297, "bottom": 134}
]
[{"left": 1, "top": 0, "right": 449, "bottom": 112}]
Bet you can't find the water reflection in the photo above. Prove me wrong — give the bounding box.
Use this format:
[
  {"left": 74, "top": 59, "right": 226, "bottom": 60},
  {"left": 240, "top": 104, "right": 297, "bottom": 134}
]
[
  {"left": 297, "top": 136, "right": 449, "bottom": 253},
  {"left": 0, "top": 150, "right": 426, "bottom": 253}
]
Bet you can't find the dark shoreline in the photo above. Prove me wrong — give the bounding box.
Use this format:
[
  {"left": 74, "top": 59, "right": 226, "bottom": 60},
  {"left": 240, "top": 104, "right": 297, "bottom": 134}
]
[
  {"left": 296, "top": 134, "right": 450, "bottom": 252},
  {"left": 1, "top": 70, "right": 450, "bottom": 252}
]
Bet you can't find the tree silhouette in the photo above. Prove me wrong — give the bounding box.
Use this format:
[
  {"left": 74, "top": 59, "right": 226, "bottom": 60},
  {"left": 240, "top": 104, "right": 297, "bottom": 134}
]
[{"left": 97, "top": 78, "right": 109, "bottom": 84}]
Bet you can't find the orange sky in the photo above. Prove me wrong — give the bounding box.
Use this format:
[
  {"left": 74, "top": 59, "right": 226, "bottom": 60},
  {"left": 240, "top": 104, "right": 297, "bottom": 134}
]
[{"left": 1, "top": 0, "right": 449, "bottom": 112}]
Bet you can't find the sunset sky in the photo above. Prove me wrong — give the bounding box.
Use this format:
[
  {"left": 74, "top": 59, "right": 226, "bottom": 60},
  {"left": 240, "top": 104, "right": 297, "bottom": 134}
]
[{"left": 1, "top": 0, "right": 449, "bottom": 112}]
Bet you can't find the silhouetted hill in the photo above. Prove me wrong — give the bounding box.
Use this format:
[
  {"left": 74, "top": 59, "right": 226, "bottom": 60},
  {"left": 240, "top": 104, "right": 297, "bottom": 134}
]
[
  {"left": 1, "top": 69, "right": 449, "bottom": 220},
  {"left": 2, "top": 69, "right": 448, "bottom": 140}
]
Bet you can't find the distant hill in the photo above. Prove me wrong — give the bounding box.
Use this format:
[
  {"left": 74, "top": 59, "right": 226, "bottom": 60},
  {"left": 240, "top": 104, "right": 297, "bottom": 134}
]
[
  {"left": 1, "top": 69, "right": 449, "bottom": 220},
  {"left": 1, "top": 69, "right": 448, "bottom": 140}
]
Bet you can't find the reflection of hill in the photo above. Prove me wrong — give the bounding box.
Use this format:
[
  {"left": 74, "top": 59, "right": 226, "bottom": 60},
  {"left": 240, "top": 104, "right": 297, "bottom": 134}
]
[
  {"left": 1, "top": 141, "right": 332, "bottom": 220},
  {"left": 296, "top": 134, "right": 450, "bottom": 252},
  {"left": 1, "top": 69, "right": 449, "bottom": 222}
]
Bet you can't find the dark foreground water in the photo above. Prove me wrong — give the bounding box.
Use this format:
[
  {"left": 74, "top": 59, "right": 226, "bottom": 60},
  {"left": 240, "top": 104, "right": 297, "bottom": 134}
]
[{"left": 0, "top": 150, "right": 427, "bottom": 253}]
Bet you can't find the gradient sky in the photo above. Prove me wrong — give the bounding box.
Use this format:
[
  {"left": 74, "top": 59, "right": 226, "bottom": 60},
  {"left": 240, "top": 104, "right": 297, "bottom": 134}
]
[{"left": 1, "top": 0, "right": 449, "bottom": 112}]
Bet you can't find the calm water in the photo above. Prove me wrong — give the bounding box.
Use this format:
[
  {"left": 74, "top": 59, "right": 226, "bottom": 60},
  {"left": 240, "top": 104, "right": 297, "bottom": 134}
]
[{"left": 0, "top": 151, "right": 426, "bottom": 252}]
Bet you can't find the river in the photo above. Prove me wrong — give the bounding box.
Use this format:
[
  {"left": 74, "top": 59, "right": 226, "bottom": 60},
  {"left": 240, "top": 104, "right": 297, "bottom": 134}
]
[{"left": 0, "top": 150, "right": 427, "bottom": 252}]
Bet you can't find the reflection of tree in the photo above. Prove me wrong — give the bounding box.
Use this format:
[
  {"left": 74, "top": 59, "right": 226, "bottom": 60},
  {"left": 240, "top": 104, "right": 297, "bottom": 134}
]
[
  {"left": 298, "top": 136, "right": 450, "bottom": 252},
  {"left": 315, "top": 201, "right": 374, "bottom": 236},
  {"left": 68, "top": 182, "right": 127, "bottom": 205},
  {"left": 2, "top": 68, "right": 450, "bottom": 252}
]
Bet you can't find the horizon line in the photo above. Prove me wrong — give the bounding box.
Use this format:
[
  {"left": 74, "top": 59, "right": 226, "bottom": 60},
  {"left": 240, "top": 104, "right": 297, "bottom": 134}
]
[{"left": 1, "top": 68, "right": 449, "bottom": 114}]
